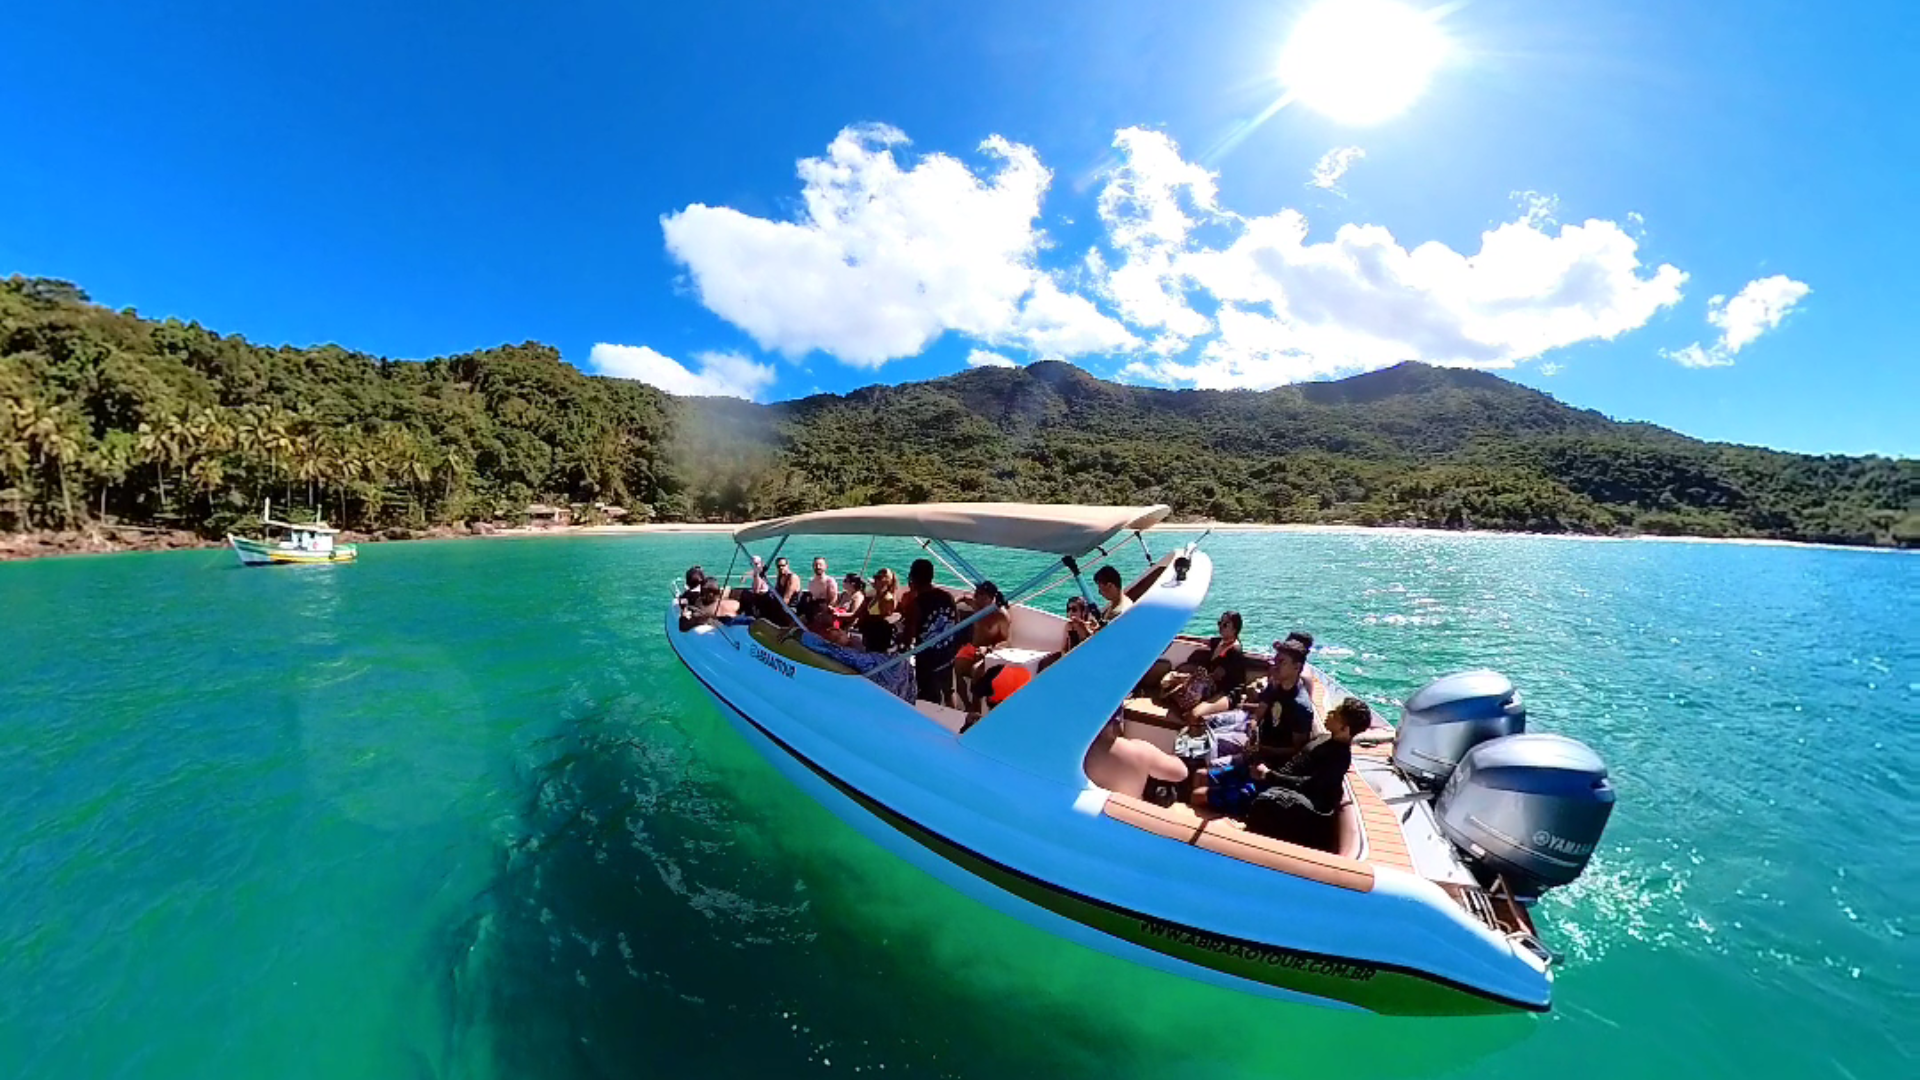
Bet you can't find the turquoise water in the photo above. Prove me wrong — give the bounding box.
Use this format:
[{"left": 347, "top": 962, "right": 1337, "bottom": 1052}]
[{"left": 2, "top": 531, "right": 1915, "bottom": 1078}]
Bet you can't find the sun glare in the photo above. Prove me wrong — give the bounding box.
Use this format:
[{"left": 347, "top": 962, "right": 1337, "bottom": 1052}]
[{"left": 1279, "top": 1, "right": 1450, "bottom": 126}]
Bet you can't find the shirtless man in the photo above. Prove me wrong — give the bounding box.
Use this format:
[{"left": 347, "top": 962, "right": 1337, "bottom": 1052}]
[
  {"left": 954, "top": 581, "right": 1011, "bottom": 710},
  {"left": 1084, "top": 716, "right": 1189, "bottom": 800},
  {"left": 807, "top": 557, "right": 838, "bottom": 605}
]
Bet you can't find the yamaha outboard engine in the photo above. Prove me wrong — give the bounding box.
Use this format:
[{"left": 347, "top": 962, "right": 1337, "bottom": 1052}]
[
  {"left": 1436, "top": 733, "right": 1615, "bottom": 897},
  {"left": 1392, "top": 670, "right": 1527, "bottom": 789}
]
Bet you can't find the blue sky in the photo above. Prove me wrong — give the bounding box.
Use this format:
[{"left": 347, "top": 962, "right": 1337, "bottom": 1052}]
[{"left": 3, "top": 0, "right": 1914, "bottom": 456}]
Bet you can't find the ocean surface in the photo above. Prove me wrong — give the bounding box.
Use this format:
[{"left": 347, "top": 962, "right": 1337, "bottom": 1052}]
[{"left": 2, "top": 530, "right": 1915, "bottom": 1079}]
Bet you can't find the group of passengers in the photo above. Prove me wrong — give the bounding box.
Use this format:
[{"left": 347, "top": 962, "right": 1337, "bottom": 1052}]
[
  {"left": 681, "top": 556, "right": 1368, "bottom": 852},
  {"left": 1083, "top": 617, "right": 1375, "bottom": 852}
]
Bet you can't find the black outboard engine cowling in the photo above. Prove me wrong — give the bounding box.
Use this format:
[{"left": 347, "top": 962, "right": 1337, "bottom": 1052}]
[
  {"left": 1435, "top": 733, "right": 1615, "bottom": 896},
  {"left": 1391, "top": 670, "right": 1526, "bottom": 789}
]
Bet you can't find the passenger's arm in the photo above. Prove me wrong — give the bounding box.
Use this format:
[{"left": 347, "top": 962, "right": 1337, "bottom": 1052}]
[{"left": 1189, "top": 695, "right": 1233, "bottom": 721}]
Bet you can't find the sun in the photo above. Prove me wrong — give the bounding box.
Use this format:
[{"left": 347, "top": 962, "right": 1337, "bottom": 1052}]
[{"left": 1279, "top": 0, "right": 1450, "bottom": 126}]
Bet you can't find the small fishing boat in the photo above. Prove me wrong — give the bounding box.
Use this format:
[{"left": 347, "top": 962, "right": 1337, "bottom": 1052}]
[
  {"left": 227, "top": 500, "right": 357, "bottom": 566},
  {"left": 663, "top": 503, "right": 1615, "bottom": 1015}
]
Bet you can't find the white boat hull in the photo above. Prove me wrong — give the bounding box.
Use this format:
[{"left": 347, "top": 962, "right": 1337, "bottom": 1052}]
[{"left": 663, "top": 552, "right": 1553, "bottom": 1016}]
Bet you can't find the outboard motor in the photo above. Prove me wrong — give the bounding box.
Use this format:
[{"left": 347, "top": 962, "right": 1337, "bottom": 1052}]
[
  {"left": 1391, "top": 670, "right": 1527, "bottom": 789},
  {"left": 1436, "top": 733, "right": 1616, "bottom": 896}
]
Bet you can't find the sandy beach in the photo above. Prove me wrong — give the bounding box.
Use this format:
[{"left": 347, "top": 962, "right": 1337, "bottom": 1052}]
[{"left": 6, "top": 517, "right": 1910, "bottom": 563}]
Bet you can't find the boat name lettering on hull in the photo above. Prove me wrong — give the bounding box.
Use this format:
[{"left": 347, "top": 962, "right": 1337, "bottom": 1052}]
[
  {"left": 1139, "top": 919, "right": 1377, "bottom": 982},
  {"left": 750, "top": 645, "right": 795, "bottom": 678}
]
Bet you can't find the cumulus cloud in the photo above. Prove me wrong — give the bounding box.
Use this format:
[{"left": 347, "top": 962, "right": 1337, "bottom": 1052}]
[
  {"left": 1104, "top": 128, "right": 1687, "bottom": 389},
  {"left": 589, "top": 344, "right": 777, "bottom": 400},
  {"left": 655, "top": 122, "right": 1710, "bottom": 389},
  {"left": 660, "top": 123, "right": 1133, "bottom": 367},
  {"left": 1664, "top": 274, "right": 1811, "bottom": 368},
  {"left": 966, "top": 349, "right": 1017, "bottom": 368},
  {"left": 1308, "top": 146, "right": 1366, "bottom": 191}
]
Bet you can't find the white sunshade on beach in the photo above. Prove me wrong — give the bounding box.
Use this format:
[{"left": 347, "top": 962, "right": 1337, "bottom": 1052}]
[{"left": 733, "top": 502, "right": 1171, "bottom": 557}]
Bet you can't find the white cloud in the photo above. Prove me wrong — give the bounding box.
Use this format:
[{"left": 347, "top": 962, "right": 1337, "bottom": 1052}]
[
  {"left": 654, "top": 123, "right": 1703, "bottom": 389},
  {"left": 1091, "top": 128, "right": 1220, "bottom": 349},
  {"left": 660, "top": 124, "right": 1133, "bottom": 368},
  {"left": 1100, "top": 130, "right": 1687, "bottom": 389},
  {"left": 966, "top": 349, "right": 1017, "bottom": 368},
  {"left": 1664, "top": 274, "right": 1811, "bottom": 368},
  {"left": 1308, "top": 146, "right": 1366, "bottom": 191},
  {"left": 589, "top": 344, "right": 777, "bottom": 400},
  {"left": 1539, "top": 362, "right": 1565, "bottom": 376}
]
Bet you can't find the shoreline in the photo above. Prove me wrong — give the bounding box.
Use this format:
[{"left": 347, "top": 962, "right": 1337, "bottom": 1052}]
[{"left": 5, "top": 518, "right": 1911, "bottom": 563}]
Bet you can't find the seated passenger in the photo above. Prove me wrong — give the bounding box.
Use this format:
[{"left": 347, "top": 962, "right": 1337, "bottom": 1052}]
[
  {"left": 807, "top": 557, "right": 838, "bottom": 605},
  {"left": 954, "top": 581, "right": 1011, "bottom": 709},
  {"left": 1063, "top": 594, "right": 1099, "bottom": 651},
  {"left": 785, "top": 625, "right": 916, "bottom": 702},
  {"left": 1193, "top": 611, "right": 1252, "bottom": 703},
  {"left": 1093, "top": 565, "right": 1131, "bottom": 622},
  {"left": 1084, "top": 716, "right": 1189, "bottom": 801},
  {"left": 680, "top": 565, "right": 707, "bottom": 603},
  {"left": 838, "top": 572, "right": 868, "bottom": 617},
  {"left": 744, "top": 555, "right": 770, "bottom": 595},
  {"left": 773, "top": 556, "right": 802, "bottom": 607},
  {"left": 1243, "top": 698, "right": 1372, "bottom": 852},
  {"left": 805, "top": 603, "right": 850, "bottom": 646},
  {"left": 856, "top": 567, "right": 899, "bottom": 653},
  {"left": 678, "top": 580, "right": 740, "bottom": 629},
  {"left": 1283, "top": 630, "right": 1323, "bottom": 702},
  {"left": 1189, "top": 639, "right": 1317, "bottom": 814}
]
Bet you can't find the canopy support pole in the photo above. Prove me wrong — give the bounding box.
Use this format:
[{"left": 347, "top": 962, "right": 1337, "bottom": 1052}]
[
  {"left": 859, "top": 535, "right": 877, "bottom": 576},
  {"left": 929, "top": 538, "right": 987, "bottom": 588}
]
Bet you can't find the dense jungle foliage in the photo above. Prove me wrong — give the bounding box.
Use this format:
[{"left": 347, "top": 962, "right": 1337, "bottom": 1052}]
[{"left": 3, "top": 275, "right": 1914, "bottom": 547}]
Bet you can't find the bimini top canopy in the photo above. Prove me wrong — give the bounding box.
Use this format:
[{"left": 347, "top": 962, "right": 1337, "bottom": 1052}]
[{"left": 734, "top": 502, "right": 1171, "bottom": 557}]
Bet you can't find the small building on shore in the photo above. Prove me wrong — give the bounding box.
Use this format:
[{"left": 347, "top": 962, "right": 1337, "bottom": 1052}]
[{"left": 526, "top": 503, "right": 572, "bottom": 528}]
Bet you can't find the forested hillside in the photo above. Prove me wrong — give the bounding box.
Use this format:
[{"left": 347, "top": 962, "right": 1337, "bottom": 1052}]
[{"left": 3, "top": 275, "right": 1915, "bottom": 547}]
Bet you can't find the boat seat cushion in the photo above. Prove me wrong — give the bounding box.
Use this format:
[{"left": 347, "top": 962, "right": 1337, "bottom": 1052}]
[
  {"left": 1102, "top": 792, "right": 1206, "bottom": 843},
  {"left": 1193, "top": 820, "right": 1375, "bottom": 892}
]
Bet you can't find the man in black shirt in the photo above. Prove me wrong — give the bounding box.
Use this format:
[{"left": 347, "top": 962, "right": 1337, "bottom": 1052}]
[
  {"left": 1250, "top": 638, "right": 1316, "bottom": 766},
  {"left": 1193, "top": 638, "right": 1316, "bottom": 815},
  {"left": 1245, "top": 698, "right": 1373, "bottom": 851}
]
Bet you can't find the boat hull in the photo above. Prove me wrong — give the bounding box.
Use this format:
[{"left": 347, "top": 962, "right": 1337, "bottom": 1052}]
[
  {"left": 227, "top": 535, "right": 358, "bottom": 566},
  {"left": 663, "top": 581, "right": 1552, "bottom": 1016}
]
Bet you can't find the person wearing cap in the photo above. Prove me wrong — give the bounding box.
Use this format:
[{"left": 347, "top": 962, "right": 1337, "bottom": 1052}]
[{"left": 1191, "top": 638, "right": 1317, "bottom": 815}]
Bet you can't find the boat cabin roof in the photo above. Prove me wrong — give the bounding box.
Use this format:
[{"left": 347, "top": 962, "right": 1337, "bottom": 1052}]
[
  {"left": 264, "top": 517, "right": 339, "bottom": 534},
  {"left": 733, "top": 501, "right": 1170, "bottom": 556}
]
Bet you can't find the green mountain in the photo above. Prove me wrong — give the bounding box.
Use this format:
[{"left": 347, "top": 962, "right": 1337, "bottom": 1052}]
[{"left": 3, "top": 274, "right": 1916, "bottom": 547}]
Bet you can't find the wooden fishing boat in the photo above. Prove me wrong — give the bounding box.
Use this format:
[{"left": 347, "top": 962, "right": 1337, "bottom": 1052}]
[{"left": 227, "top": 500, "right": 357, "bottom": 566}]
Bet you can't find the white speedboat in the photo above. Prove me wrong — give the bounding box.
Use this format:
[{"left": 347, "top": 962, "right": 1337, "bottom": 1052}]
[{"left": 663, "top": 503, "right": 1615, "bottom": 1015}]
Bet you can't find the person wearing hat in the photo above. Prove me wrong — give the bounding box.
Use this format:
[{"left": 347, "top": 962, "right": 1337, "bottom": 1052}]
[{"left": 1191, "top": 638, "right": 1317, "bottom": 815}]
